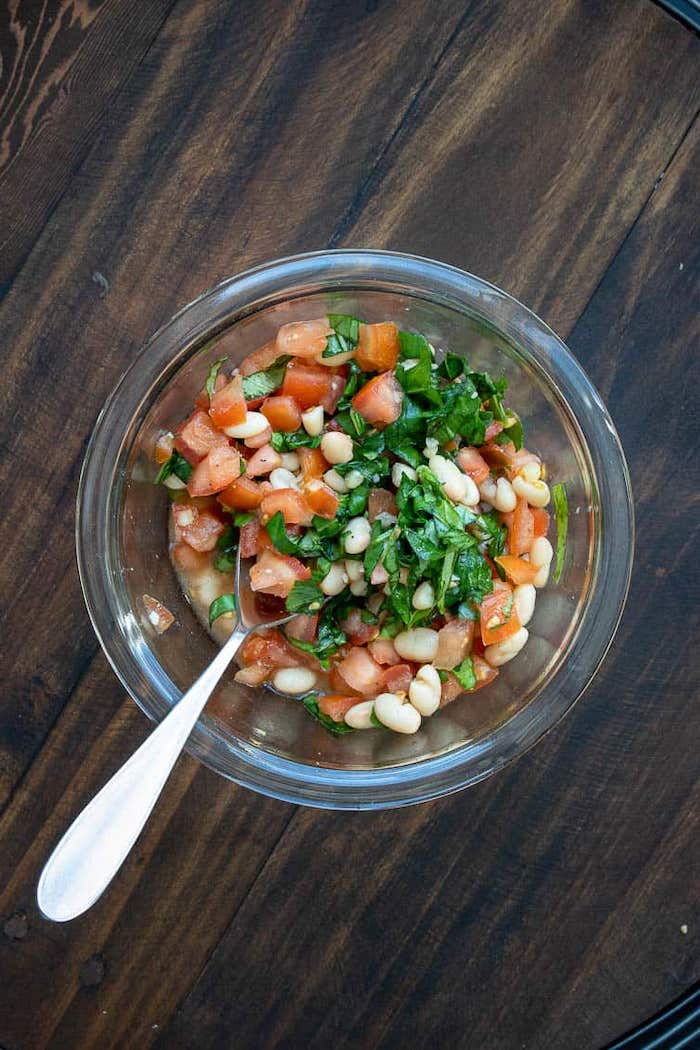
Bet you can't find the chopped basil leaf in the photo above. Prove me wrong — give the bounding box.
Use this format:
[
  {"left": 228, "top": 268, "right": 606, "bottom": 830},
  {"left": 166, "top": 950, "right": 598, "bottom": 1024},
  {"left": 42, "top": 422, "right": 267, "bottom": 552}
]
[
  {"left": 369, "top": 709, "right": 383, "bottom": 729},
  {"left": 241, "top": 356, "right": 290, "bottom": 401},
  {"left": 328, "top": 313, "right": 361, "bottom": 345},
  {"left": 500, "top": 413, "right": 524, "bottom": 451},
  {"left": 437, "top": 352, "right": 466, "bottom": 380},
  {"left": 340, "top": 482, "right": 370, "bottom": 518},
  {"left": 205, "top": 358, "right": 227, "bottom": 401},
  {"left": 451, "top": 656, "right": 476, "bottom": 691},
  {"left": 395, "top": 334, "right": 442, "bottom": 407},
  {"left": 270, "top": 429, "right": 322, "bottom": 452},
  {"left": 208, "top": 593, "right": 237, "bottom": 626},
  {"left": 436, "top": 547, "right": 457, "bottom": 612},
  {"left": 155, "top": 451, "right": 192, "bottom": 485},
  {"left": 398, "top": 330, "right": 432, "bottom": 358},
  {"left": 350, "top": 408, "right": 367, "bottom": 436},
  {"left": 302, "top": 695, "right": 355, "bottom": 734},
  {"left": 214, "top": 525, "right": 238, "bottom": 573},
  {"left": 233, "top": 512, "right": 255, "bottom": 526},
  {"left": 393, "top": 443, "right": 424, "bottom": 469},
  {"left": 552, "top": 482, "right": 568, "bottom": 582},
  {"left": 285, "top": 579, "right": 325, "bottom": 613}
]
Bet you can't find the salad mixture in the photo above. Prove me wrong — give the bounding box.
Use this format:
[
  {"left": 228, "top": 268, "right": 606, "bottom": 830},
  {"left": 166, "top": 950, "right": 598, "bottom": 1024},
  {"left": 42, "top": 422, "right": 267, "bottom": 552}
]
[{"left": 153, "top": 314, "right": 566, "bottom": 736}]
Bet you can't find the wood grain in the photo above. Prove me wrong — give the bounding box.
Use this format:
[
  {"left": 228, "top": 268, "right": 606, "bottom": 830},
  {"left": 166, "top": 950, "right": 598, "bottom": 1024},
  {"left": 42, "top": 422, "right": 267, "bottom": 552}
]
[{"left": 0, "top": 0, "right": 697, "bottom": 1047}]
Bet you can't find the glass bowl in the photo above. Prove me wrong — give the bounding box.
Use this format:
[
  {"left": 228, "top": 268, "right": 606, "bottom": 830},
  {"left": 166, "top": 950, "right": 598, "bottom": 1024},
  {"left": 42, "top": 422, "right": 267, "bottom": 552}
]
[{"left": 77, "top": 250, "right": 633, "bottom": 809}]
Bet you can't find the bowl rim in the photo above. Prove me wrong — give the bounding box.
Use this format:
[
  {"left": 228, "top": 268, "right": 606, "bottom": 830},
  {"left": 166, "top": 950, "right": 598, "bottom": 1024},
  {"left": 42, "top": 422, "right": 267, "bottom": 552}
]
[{"left": 76, "top": 249, "right": 634, "bottom": 809}]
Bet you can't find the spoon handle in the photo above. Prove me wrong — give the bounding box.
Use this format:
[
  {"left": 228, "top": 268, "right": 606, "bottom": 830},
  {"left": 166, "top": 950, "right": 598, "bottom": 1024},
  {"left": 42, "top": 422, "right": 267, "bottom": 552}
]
[{"left": 37, "top": 621, "right": 248, "bottom": 922}]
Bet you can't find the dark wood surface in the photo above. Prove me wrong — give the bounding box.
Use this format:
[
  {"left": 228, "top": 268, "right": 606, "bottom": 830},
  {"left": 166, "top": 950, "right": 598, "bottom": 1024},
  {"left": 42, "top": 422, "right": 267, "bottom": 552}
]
[{"left": 0, "top": 2, "right": 698, "bottom": 1047}]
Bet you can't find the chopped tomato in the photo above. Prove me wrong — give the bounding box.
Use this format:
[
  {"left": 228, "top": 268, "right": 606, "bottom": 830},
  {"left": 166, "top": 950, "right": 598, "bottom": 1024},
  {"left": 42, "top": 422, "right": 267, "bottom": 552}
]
[
  {"left": 317, "top": 695, "right": 359, "bottom": 723},
  {"left": 244, "top": 424, "right": 273, "bottom": 449},
  {"left": 142, "top": 594, "right": 175, "bottom": 634},
  {"left": 172, "top": 504, "right": 226, "bottom": 552},
  {"left": 367, "top": 488, "right": 398, "bottom": 521},
  {"left": 340, "top": 609, "right": 379, "bottom": 646},
  {"left": 239, "top": 520, "right": 261, "bottom": 558},
  {"left": 187, "top": 445, "right": 242, "bottom": 497},
  {"left": 276, "top": 318, "right": 332, "bottom": 359},
  {"left": 532, "top": 508, "right": 550, "bottom": 538},
  {"left": 260, "top": 489, "right": 313, "bottom": 526},
  {"left": 508, "top": 496, "right": 534, "bottom": 556},
  {"left": 434, "top": 620, "right": 474, "bottom": 670},
  {"left": 495, "top": 554, "right": 539, "bottom": 585},
  {"left": 285, "top": 614, "right": 319, "bottom": 643},
  {"left": 370, "top": 562, "right": 388, "bottom": 585},
  {"left": 249, "top": 549, "right": 311, "bottom": 598},
  {"left": 304, "top": 479, "right": 339, "bottom": 519},
  {"left": 472, "top": 654, "right": 499, "bottom": 692},
  {"left": 479, "top": 586, "right": 521, "bottom": 646},
  {"left": 368, "top": 638, "right": 401, "bottom": 665},
  {"left": 154, "top": 432, "right": 174, "bottom": 464},
  {"left": 246, "top": 444, "right": 282, "bottom": 477},
  {"left": 218, "top": 476, "right": 263, "bottom": 511},
  {"left": 195, "top": 371, "right": 227, "bottom": 410},
  {"left": 355, "top": 322, "right": 400, "bottom": 372},
  {"left": 352, "top": 371, "right": 403, "bottom": 427},
  {"left": 174, "top": 410, "right": 228, "bottom": 465},
  {"left": 382, "top": 663, "right": 413, "bottom": 694},
  {"left": 336, "top": 647, "right": 385, "bottom": 696},
  {"left": 440, "top": 673, "right": 463, "bottom": 706},
  {"left": 240, "top": 341, "right": 280, "bottom": 377},
  {"left": 171, "top": 541, "right": 210, "bottom": 573},
  {"left": 282, "top": 361, "right": 334, "bottom": 410},
  {"left": 260, "top": 395, "right": 302, "bottom": 432},
  {"left": 320, "top": 372, "right": 346, "bottom": 414},
  {"left": 209, "top": 374, "right": 246, "bottom": 429},
  {"left": 484, "top": 420, "right": 504, "bottom": 442},
  {"left": 456, "top": 447, "right": 490, "bottom": 484},
  {"left": 298, "top": 446, "right": 328, "bottom": 481},
  {"left": 328, "top": 663, "right": 362, "bottom": 696},
  {"left": 234, "top": 665, "right": 270, "bottom": 687},
  {"left": 239, "top": 628, "right": 301, "bottom": 669}
]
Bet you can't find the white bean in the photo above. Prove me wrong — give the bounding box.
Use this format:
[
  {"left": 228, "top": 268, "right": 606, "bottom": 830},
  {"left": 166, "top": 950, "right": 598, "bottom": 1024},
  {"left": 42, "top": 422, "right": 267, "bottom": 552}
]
[
  {"left": 301, "top": 405, "right": 324, "bottom": 436},
  {"left": 392, "top": 462, "right": 417, "bottom": 487},
  {"left": 530, "top": 536, "right": 554, "bottom": 588},
  {"left": 518, "top": 461, "right": 541, "bottom": 483},
  {"left": 484, "top": 627, "right": 529, "bottom": 667},
  {"left": 394, "top": 627, "right": 439, "bottom": 663},
  {"left": 223, "top": 411, "right": 268, "bottom": 439},
  {"left": 493, "top": 477, "right": 517, "bottom": 513},
  {"left": 344, "top": 700, "right": 376, "bottom": 730},
  {"left": 513, "top": 583, "right": 536, "bottom": 626},
  {"left": 316, "top": 348, "right": 355, "bottom": 367},
  {"left": 374, "top": 693, "right": 421, "bottom": 734},
  {"left": 272, "top": 667, "right": 317, "bottom": 694},
  {"left": 344, "top": 559, "right": 365, "bottom": 582},
  {"left": 478, "top": 476, "right": 497, "bottom": 504},
  {"left": 269, "top": 467, "right": 300, "bottom": 490},
  {"left": 320, "top": 561, "right": 349, "bottom": 596},
  {"left": 423, "top": 437, "right": 439, "bottom": 458},
  {"left": 349, "top": 579, "right": 368, "bottom": 596},
  {"left": 428, "top": 454, "right": 467, "bottom": 503},
  {"left": 164, "top": 474, "right": 187, "bottom": 490},
  {"left": 458, "top": 474, "right": 481, "bottom": 507},
  {"left": 280, "top": 452, "right": 300, "bottom": 471},
  {"left": 321, "top": 431, "right": 354, "bottom": 464},
  {"left": 323, "top": 468, "right": 349, "bottom": 493},
  {"left": 412, "top": 581, "right": 435, "bottom": 610},
  {"left": 408, "top": 664, "right": 441, "bottom": 716},
  {"left": 512, "top": 475, "right": 551, "bottom": 508},
  {"left": 345, "top": 469, "right": 365, "bottom": 489},
  {"left": 343, "top": 516, "right": 371, "bottom": 554}
]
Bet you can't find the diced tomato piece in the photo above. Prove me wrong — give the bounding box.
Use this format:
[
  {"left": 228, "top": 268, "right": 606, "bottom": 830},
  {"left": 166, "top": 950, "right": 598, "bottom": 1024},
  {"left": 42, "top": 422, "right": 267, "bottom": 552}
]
[
  {"left": 484, "top": 420, "right": 504, "bottom": 442},
  {"left": 249, "top": 549, "right": 311, "bottom": 598},
  {"left": 495, "top": 554, "right": 539, "bottom": 585},
  {"left": 370, "top": 562, "right": 388, "bottom": 585},
  {"left": 154, "top": 432, "right": 174, "bottom": 464},
  {"left": 355, "top": 322, "right": 400, "bottom": 372},
  {"left": 317, "top": 695, "right": 359, "bottom": 723},
  {"left": 479, "top": 586, "right": 521, "bottom": 646},
  {"left": 218, "top": 476, "right": 263, "bottom": 511},
  {"left": 368, "top": 638, "right": 401, "bottom": 665},
  {"left": 367, "top": 487, "right": 398, "bottom": 521},
  {"left": 509, "top": 496, "right": 535, "bottom": 556},
  {"left": 382, "top": 663, "right": 413, "bottom": 694},
  {"left": 246, "top": 444, "right": 282, "bottom": 477},
  {"left": 174, "top": 410, "right": 229, "bottom": 465},
  {"left": 172, "top": 504, "right": 226, "bottom": 552},
  {"left": 282, "top": 361, "right": 334, "bottom": 410},
  {"left": 304, "top": 479, "right": 339, "bottom": 520},
  {"left": 209, "top": 374, "right": 246, "bottom": 429},
  {"left": 532, "top": 508, "right": 550, "bottom": 538},
  {"left": 456, "top": 447, "right": 490, "bottom": 485},
  {"left": 260, "top": 396, "right": 302, "bottom": 432},
  {"left": 340, "top": 609, "right": 379, "bottom": 646},
  {"left": 434, "top": 620, "right": 474, "bottom": 670},
  {"left": 352, "top": 371, "right": 403, "bottom": 428},
  {"left": 234, "top": 665, "right": 270, "bottom": 687},
  {"left": 171, "top": 541, "right": 210, "bottom": 573},
  {"left": 285, "top": 614, "right": 319, "bottom": 643},
  {"left": 142, "top": 594, "right": 175, "bottom": 634},
  {"left": 506, "top": 448, "right": 541, "bottom": 480},
  {"left": 239, "top": 628, "right": 300, "bottom": 669},
  {"left": 260, "top": 489, "right": 313, "bottom": 526},
  {"left": 244, "top": 424, "right": 273, "bottom": 449},
  {"left": 238, "top": 520, "right": 260, "bottom": 558},
  {"left": 336, "top": 647, "right": 385, "bottom": 697},
  {"left": 195, "top": 372, "right": 227, "bottom": 410},
  {"left": 276, "top": 318, "right": 332, "bottom": 359},
  {"left": 187, "top": 446, "right": 242, "bottom": 497},
  {"left": 472, "top": 654, "right": 499, "bottom": 692},
  {"left": 298, "top": 446, "right": 327, "bottom": 481},
  {"left": 240, "top": 341, "right": 280, "bottom": 377},
  {"left": 328, "top": 662, "right": 362, "bottom": 696},
  {"left": 320, "top": 372, "right": 346, "bottom": 414},
  {"left": 440, "top": 673, "right": 463, "bottom": 706}
]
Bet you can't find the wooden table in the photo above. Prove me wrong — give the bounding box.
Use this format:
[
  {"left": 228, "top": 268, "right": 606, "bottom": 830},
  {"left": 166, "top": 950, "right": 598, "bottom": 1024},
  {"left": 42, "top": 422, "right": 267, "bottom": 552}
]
[{"left": 1, "top": 2, "right": 698, "bottom": 1047}]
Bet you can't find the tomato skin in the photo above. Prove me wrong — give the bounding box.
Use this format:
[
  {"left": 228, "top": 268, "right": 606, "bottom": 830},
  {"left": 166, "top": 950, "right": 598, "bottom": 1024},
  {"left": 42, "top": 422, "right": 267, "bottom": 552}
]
[
  {"left": 174, "top": 410, "right": 228, "bottom": 465},
  {"left": 352, "top": 371, "right": 403, "bottom": 427},
  {"left": 508, "top": 496, "right": 534, "bottom": 556},
  {"left": 285, "top": 614, "right": 318, "bottom": 643},
  {"left": 209, "top": 375, "right": 246, "bottom": 428},
  {"left": 317, "top": 695, "right": 359, "bottom": 723},
  {"left": 187, "top": 446, "right": 242, "bottom": 497},
  {"left": 245, "top": 444, "right": 282, "bottom": 477},
  {"left": 532, "top": 508, "right": 550, "bottom": 538},
  {"left": 239, "top": 628, "right": 301, "bottom": 669},
  {"left": 339, "top": 609, "right": 379, "bottom": 646},
  {"left": 276, "top": 318, "right": 331, "bottom": 359},
  {"left": 172, "top": 504, "right": 226, "bottom": 552},
  {"left": 239, "top": 520, "right": 260, "bottom": 558},
  {"left": 355, "top": 322, "right": 400, "bottom": 372},
  {"left": 320, "top": 372, "right": 346, "bottom": 414},
  {"left": 495, "top": 554, "right": 539, "bottom": 585},
  {"left": 368, "top": 638, "right": 401, "bottom": 665},
  {"left": 484, "top": 420, "right": 504, "bottom": 442},
  {"left": 249, "top": 548, "right": 311, "bottom": 598},
  {"left": 479, "top": 586, "right": 521, "bottom": 646},
  {"left": 154, "top": 433, "right": 174, "bottom": 464},
  {"left": 261, "top": 396, "right": 302, "bottom": 432},
  {"left": 434, "top": 620, "right": 474, "bottom": 670},
  {"left": 260, "top": 489, "right": 314, "bottom": 526},
  {"left": 298, "top": 446, "right": 327, "bottom": 481},
  {"left": 282, "top": 362, "right": 334, "bottom": 410},
  {"left": 304, "top": 479, "right": 339, "bottom": 519},
  {"left": 456, "top": 447, "right": 490, "bottom": 484},
  {"left": 336, "top": 647, "right": 385, "bottom": 696},
  {"left": 218, "top": 476, "right": 263, "bottom": 511},
  {"left": 381, "top": 663, "right": 413, "bottom": 694}
]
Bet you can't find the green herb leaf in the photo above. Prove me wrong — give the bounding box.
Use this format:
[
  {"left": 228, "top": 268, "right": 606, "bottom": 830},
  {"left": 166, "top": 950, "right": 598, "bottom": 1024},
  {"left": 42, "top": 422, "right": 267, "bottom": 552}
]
[
  {"left": 302, "top": 695, "right": 355, "bottom": 735},
  {"left": 205, "top": 358, "right": 228, "bottom": 401},
  {"left": 369, "top": 709, "right": 383, "bottom": 729},
  {"left": 552, "top": 482, "right": 568, "bottom": 583},
  {"left": 241, "top": 356, "right": 290, "bottom": 401},
  {"left": 270, "top": 429, "right": 322, "bottom": 452},
  {"left": 437, "top": 352, "right": 466, "bottom": 380},
  {"left": 285, "top": 579, "right": 325, "bottom": 613},
  {"left": 208, "top": 593, "right": 237, "bottom": 626},
  {"left": 327, "top": 313, "right": 361, "bottom": 345},
  {"left": 155, "top": 451, "right": 193, "bottom": 485},
  {"left": 451, "top": 655, "right": 476, "bottom": 691},
  {"left": 398, "top": 330, "right": 432, "bottom": 358},
  {"left": 214, "top": 525, "right": 238, "bottom": 573}
]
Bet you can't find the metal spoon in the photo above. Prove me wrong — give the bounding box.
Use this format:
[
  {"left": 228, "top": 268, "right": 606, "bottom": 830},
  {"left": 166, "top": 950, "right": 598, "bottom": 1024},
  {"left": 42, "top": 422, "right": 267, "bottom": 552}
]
[{"left": 37, "top": 550, "right": 295, "bottom": 922}]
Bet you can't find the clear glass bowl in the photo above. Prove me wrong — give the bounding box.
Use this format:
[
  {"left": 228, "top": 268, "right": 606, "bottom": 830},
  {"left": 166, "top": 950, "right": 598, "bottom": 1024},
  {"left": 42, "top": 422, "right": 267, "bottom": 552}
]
[{"left": 77, "top": 250, "right": 633, "bottom": 809}]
